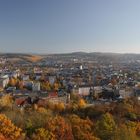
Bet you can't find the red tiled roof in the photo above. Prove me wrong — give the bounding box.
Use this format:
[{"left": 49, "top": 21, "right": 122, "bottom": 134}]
[
  {"left": 15, "top": 98, "right": 26, "bottom": 106},
  {"left": 37, "top": 99, "right": 48, "bottom": 107},
  {"left": 48, "top": 92, "right": 58, "bottom": 97}
]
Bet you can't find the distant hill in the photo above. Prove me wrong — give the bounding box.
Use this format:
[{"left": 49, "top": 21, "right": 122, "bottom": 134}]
[
  {"left": 1, "top": 52, "right": 140, "bottom": 63},
  {"left": 0, "top": 53, "right": 44, "bottom": 63},
  {"left": 41, "top": 52, "right": 140, "bottom": 64}
]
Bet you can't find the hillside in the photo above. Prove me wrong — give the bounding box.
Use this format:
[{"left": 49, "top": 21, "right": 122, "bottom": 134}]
[
  {"left": 1, "top": 52, "right": 140, "bottom": 63},
  {"left": 0, "top": 53, "right": 44, "bottom": 63}
]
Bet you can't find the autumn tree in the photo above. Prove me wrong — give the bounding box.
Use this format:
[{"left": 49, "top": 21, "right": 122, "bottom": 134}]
[
  {"left": 16, "top": 80, "right": 24, "bottom": 90},
  {"left": 0, "top": 95, "right": 13, "bottom": 108},
  {"left": 54, "top": 102, "right": 65, "bottom": 113},
  {"left": 0, "top": 134, "right": 8, "bottom": 140},
  {"left": 95, "top": 113, "right": 116, "bottom": 140},
  {"left": 113, "top": 102, "right": 134, "bottom": 117},
  {"left": 78, "top": 99, "right": 86, "bottom": 108},
  {"left": 54, "top": 82, "right": 60, "bottom": 91},
  {"left": 115, "top": 123, "right": 138, "bottom": 140},
  {"left": 8, "top": 78, "right": 17, "bottom": 87},
  {"left": 41, "top": 81, "right": 51, "bottom": 91},
  {"left": 136, "top": 122, "right": 140, "bottom": 136},
  {"left": 44, "top": 116, "right": 74, "bottom": 140},
  {"left": 68, "top": 114, "right": 99, "bottom": 140},
  {"left": 32, "top": 128, "right": 55, "bottom": 140},
  {"left": 0, "top": 114, "right": 22, "bottom": 140}
]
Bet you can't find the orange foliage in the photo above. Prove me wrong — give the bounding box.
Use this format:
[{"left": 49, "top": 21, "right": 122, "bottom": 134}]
[
  {"left": 8, "top": 78, "right": 17, "bottom": 87},
  {"left": 54, "top": 102, "right": 65, "bottom": 112},
  {"left": 32, "top": 128, "right": 55, "bottom": 140},
  {"left": 16, "top": 80, "right": 24, "bottom": 90},
  {"left": 0, "top": 114, "right": 22, "bottom": 140},
  {"left": 68, "top": 115, "right": 99, "bottom": 140},
  {"left": 78, "top": 99, "right": 86, "bottom": 108},
  {"left": 45, "top": 116, "right": 74, "bottom": 140},
  {"left": 0, "top": 134, "right": 10, "bottom": 140},
  {"left": 136, "top": 122, "right": 140, "bottom": 136},
  {"left": 0, "top": 95, "right": 13, "bottom": 108}
]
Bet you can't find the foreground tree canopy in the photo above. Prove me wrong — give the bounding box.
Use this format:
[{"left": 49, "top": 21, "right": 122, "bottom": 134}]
[{"left": 0, "top": 95, "right": 139, "bottom": 140}]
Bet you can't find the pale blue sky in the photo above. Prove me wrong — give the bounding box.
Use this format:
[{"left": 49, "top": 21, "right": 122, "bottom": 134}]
[{"left": 0, "top": 0, "right": 140, "bottom": 54}]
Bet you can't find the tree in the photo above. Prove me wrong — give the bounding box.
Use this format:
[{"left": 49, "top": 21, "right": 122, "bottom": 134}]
[
  {"left": 41, "top": 81, "right": 51, "bottom": 91},
  {"left": 70, "top": 93, "right": 80, "bottom": 102},
  {"left": 78, "top": 99, "right": 86, "bottom": 108},
  {"left": 0, "top": 134, "right": 9, "bottom": 140},
  {"left": 16, "top": 80, "right": 24, "bottom": 90},
  {"left": 136, "top": 122, "right": 140, "bottom": 136},
  {"left": 0, "top": 95, "right": 13, "bottom": 108},
  {"left": 32, "top": 128, "right": 55, "bottom": 140},
  {"left": 115, "top": 124, "right": 138, "bottom": 140},
  {"left": 54, "top": 102, "right": 65, "bottom": 113},
  {"left": 113, "top": 102, "right": 134, "bottom": 117},
  {"left": 0, "top": 114, "right": 22, "bottom": 140},
  {"left": 95, "top": 113, "right": 116, "bottom": 140},
  {"left": 37, "top": 107, "right": 48, "bottom": 114},
  {"left": 45, "top": 116, "right": 74, "bottom": 140},
  {"left": 68, "top": 114, "right": 99, "bottom": 140},
  {"left": 54, "top": 82, "right": 59, "bottom": 91},
  {"left": 8, "top": 78, "right": 17, "bottom": 87}
]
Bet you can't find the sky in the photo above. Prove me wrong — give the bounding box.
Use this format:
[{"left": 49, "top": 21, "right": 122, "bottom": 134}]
[{"left": 0, "top": 0, "right": 140, "bottom": 54}]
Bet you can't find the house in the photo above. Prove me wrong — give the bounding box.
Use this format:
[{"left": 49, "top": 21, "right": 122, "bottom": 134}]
[
  {"left": 49, "top": 76, "right": 56, "bottom": 85},
  {"left": 48, "top": 92, "right": 58, "bottom": 98},
  {"left": 78, "top": 86, "right": 92, "bottom": 96},
  {"left": 119, "top": 89, "right": 132, "bottom": 99},
  {"left": 134, "top": 84, "right": 140, "bottom": 100},
  {"left": 32, "top": 82, "right": 40, "bottom": 92},
  {"left": 11, "top": 70, "right": 20, "bottom": 78},
  {"left": 0, "top": 75, "right": 9, "bottom": 88},
  {"left": 6, "top": 87, "right": 16, "bottom": 93},
  {"left": 93, "top": 86, "right": 103, "bottom": 98},
  {"left": 35, "top": 74, "right": 41, "bottom": 80},
  {"left": 23, "top": 81, "right": 33, "bottom": 90},
  {"left": 22, "top": 75, "right": 30, "bottom": 81}
]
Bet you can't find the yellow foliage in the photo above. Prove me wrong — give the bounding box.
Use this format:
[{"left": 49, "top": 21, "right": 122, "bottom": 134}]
[
  {"left": 126, "top": 121, "right": 137, "bottom": 133},
  {"left": 0, "top": 114, "right": 22, "bottom": 140},
  {"left": 68, "top": 114, "right": 99, "bottom": 140},
  {"left": 78, "top": 99, "right": 86, "bottom": 108},
  {"left": 41, "top": 81, "right": 51, "bottom": 91},
  {"left": 37, "top": 107, "right": 48, "bottom": 113},
  {"left": 54, "top": 83, "right": 59, "bottom": 91},
  {"left": 136, "top": 122, "right": 140, "bottom": 136},
  {"left": 32, "top": 128, "right": 55, "bottom": 140},
  {"left": 55, "top": 102, "right": 65, "bottom": 112},
  {"left": 126, "top": 121, "right": 140, "bottom": 137},
  {"left": 0, "top": 95, "right": 13, "bottom": 108}
]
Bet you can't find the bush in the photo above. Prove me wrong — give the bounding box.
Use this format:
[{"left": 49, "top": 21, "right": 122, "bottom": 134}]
[{"left": 125, "top": 112, "right": 137, "bottom": 121}]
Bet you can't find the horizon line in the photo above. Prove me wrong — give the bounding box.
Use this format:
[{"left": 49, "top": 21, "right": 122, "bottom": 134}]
[{"left": 0, "top": 51, "right": 140, "bottom": 55}]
